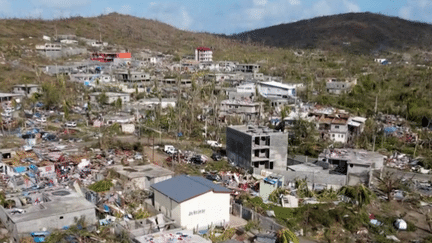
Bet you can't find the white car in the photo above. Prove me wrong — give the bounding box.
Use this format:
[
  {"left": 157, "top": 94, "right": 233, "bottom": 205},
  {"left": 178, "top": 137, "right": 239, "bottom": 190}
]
[
  {"left": 4, "top": 107, "right": 14, "bottom": 113},
  {"left": 206, "top": 140, "right": 223, "bottom": 148},
  {"left": 65, "top": 121, "right": 77, "bottom": 127},
  {"left": 36, "top": 117, "right": 47, "bottom": 123}
]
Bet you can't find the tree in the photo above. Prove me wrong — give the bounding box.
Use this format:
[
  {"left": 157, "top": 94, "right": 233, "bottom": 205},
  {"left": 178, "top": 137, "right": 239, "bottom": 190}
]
[
  {"left": 339, "top": 184, "right": 373, "bottom": 208},
  {"left": 115, "top": 97, "right": 122, "bottom": 111},
  {"left": 98, "top": 92, "right": 108, "bottom": 105},
  {"left": 376, "top": 171, "right": 403, "bottom": 201},
  {"left": 277, "top": 229, "right": 299, "bottom": 243}
]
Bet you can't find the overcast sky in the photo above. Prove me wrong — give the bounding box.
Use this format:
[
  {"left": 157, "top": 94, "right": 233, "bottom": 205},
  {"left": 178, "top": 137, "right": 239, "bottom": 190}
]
[{"left": 1, "top": 0, "right": 432, "bottom": 34}]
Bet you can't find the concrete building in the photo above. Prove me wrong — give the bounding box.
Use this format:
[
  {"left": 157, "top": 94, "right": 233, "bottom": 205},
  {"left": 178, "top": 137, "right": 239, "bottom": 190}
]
[
  {"left": 236, "top": 64, "right": 260, "bottom": 73},
  {"left": 326, "top": 78, "right": 357, "bottom": 95},
  {"left": 151, "top": 175, "right": 231, "bottom": 230},
  {"left": 195, "top": 47, "right": 213, "bottom": 62},
  {"left": 115, "top": 71, "right": 151, "bottom": 85},
  {"left": 12, "top": 85, "right": 41, "bottom": 97},
  {"left": 89, "top": 92, "right": 131, "bottom": 104},
  {"left": 0, "top": 189, "right": 96, "bottom": 242},
  {"left": 0, "top": 93, "right": 23, "bottom": 104},
  {"left": 319, "top": 149, "right": 385, "bottom": 186},
  {"left": 112, "top": 164, "right": 174, "bottom": 190},
  {"left": 134, "top": 98, "right": 176, "bottom": 109},
  {"left": 258, "top": 81, "right": 296, "bottom": 98},
  {"left": 219, "top": 99, "right": 263, "bottom": 122},
  {"left": 226, "top": 125, "right": 288, "bottom": 171}
]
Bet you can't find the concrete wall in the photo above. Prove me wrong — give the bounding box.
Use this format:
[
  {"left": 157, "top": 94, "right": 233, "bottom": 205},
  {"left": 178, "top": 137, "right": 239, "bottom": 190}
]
[
  {"left": 254, "top": 168, "right": 346, "bottom": 190},
  {"left": 226, "top": 127, "right": 253, "bottom": 170},
  {"left": 269, "top": 133, "right": 288, "bottom": 171},
  {"left": 231, "top": 203, "right": 284, "bottom": 232},
  {"left": 153, "top": 190, "right": 180, "bottom": 223},
  {"left": 14, "top": 208, "right": 96, "bottom": 234},
  {"left": 179, "top": 191, "right": 230, "bottom": 230}
]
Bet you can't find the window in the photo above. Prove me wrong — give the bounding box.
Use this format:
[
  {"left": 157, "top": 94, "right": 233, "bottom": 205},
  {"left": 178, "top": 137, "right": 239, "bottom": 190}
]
[
  {"left": 60, "top": 216, "right": 64, "bottom": 219},
  {"left": 332, "top": 134, "right": 335, "bottom": 137},
  {"left": 335, "top": 125, "right": 339, "bottom": 129}
]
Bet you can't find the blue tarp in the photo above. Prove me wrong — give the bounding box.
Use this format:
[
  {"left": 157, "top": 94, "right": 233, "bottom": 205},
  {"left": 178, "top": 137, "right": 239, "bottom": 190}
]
[
  {"left": 384, "top": 127, "right": 397, "bottom": 134},
  {"left": 29, "top": 164, "right": 38, "bottom": 171},
  {"left": 103, "top": 204, "right": 110, "bottom": 213},
  {"left": 13, "top": 166, "right": 27, "bottom": 173}
]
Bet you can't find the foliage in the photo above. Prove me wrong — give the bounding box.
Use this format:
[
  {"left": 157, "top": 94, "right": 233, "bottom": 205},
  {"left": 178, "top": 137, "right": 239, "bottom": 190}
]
[
  {"left": 295, "top": 179, "right": 314, "bottom": 198},
  {"left": 338, "top": 184, "right": 373, "bottom": 208},
  {"left": 88, "top": 179, "right": 113, "bottom": 192},
  {"left": 133, "top": 208, "right": 151, "bottom": 219},
  {"left": 268, "top": 188, "right": 288, "bottom": 203},
  {"left": 206, "top": 227, "right": 236, "bottom": 243},
  {"left": 244, "top": 220, "right": 260, "bottom": 232},
  {"left": 277, "top": 228, "right": 299, "bottom": 243}
]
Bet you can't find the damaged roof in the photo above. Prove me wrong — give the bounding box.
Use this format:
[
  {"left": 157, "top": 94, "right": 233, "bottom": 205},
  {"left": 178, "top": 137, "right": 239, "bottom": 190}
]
[{"left": 151, "top": 175, "right": 231, "bottom": 203}]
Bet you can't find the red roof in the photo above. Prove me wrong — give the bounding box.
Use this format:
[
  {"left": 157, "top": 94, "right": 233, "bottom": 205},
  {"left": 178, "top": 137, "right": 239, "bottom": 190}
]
[{"left": 196, "top": 47, "right": 212, "bottom": 51}]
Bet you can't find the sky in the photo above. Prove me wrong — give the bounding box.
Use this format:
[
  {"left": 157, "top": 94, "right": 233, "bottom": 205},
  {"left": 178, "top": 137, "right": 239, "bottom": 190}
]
[{"left": 1, "top": 0, "right": 432, "bottom": 34}]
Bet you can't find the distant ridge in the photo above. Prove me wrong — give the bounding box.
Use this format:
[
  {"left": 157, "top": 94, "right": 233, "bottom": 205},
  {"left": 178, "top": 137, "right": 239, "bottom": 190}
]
[{"left": 230, "top": 12, "right": 432, "bottom": 52}]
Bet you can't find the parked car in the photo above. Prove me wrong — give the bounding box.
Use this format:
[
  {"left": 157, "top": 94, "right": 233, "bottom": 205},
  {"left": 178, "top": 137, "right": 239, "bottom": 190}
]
[
  {"left": 134, "top": 153, "right": 143, "bottom": 160},
  {"left": 164, "top": 145, "right": 177, "bottom": 154},
  {"left": 36, "top": 116, "right": 47, "bottom": 123},
  {"left": 211, "top": 153, "right": 222, "bottom": 161},
  {"left": 206, "top": 140, "right": 222, "bottom": 148},
  {"left": 65, "top": 121, "right": 77, "bottom": 127},
  {"left": 190, "top": 155, "right": 208, "bottom": 164}
]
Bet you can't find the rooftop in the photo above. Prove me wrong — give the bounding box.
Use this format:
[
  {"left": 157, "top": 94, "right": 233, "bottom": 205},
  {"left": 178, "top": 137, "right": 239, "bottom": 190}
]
[
  {"left": 13, "top": 84, "right": 41, "bottom": 88},
  {"left": 229, "top": 125, "right": 283, "bottom": 135},
  {"left": 259, "top": 81, "right": 296, "bottom": 89},
  {"left": 113, "top": 164, "right": 174, "bottom": 180},
  {"left": 151, "top": 175, "right": 231, "bottom": 203},
  {"left": 0, "top": 93, "right": 23, "bottom": 99},
  {"left": 196, "top": 47, "right": 212, "bottom": 51},
  {"left": 135, "top": 229, "right": 211, "bottom": 243},
  {"left": 6, "top": 189, "right": 95, "bottom": 223},
  {"left": 321, "top": 149, "right": 385, "bottom": 166}
]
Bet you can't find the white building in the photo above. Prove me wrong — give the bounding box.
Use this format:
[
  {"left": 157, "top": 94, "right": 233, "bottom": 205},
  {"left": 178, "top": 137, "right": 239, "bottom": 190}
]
[
  {"left": 151, "top": 175, "right": 231, "bottom": 230},
  {"left": 258, "top": 81, "right": 296, "bottom": 98},
  {"left": 195, "top": 47, "right": 213, "bottom": 62},
  {"left": 89, "top": 92, "right": 131, "bottom": 104}
]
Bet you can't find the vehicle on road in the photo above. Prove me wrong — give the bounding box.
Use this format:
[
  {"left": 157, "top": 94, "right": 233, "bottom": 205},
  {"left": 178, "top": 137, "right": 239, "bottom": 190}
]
[{"left": 65, "top": 121, "right": 77, "bottom": 127}]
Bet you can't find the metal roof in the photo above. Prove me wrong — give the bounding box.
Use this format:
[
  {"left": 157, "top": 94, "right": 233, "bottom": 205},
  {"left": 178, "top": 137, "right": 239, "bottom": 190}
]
[{"left": 151, "top": 175, "right": 231, "bottom": 203}]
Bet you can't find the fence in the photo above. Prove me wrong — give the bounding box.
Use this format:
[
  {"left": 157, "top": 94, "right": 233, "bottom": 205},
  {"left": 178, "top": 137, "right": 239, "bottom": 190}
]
[{"left": 231, "top": 203, "right": 285, "bottom": 232}]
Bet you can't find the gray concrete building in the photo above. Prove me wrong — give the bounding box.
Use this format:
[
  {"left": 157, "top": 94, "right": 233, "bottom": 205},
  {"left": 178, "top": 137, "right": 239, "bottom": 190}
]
[
  {"left": 226, "top": 125, "right": 288, "bottom": 171},
  {"left": 0, "top": 189, "right": 96, "bottom": 242},
  {"left": 112, "top": 164, "right": 174, "bottom": 190},
  {"left": 12, "top": 84, "right": 41, "bottom": 97}
]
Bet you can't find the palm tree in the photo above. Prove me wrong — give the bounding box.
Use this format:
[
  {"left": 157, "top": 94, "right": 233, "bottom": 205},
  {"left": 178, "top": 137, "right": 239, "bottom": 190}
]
[{"left": 339, "top": 184, "right": 372, "bottom": 209}]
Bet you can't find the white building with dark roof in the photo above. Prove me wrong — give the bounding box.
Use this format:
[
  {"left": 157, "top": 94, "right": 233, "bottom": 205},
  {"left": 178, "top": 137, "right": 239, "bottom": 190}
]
[{"left": 151, "top": 175, "right": 231, "bottom": 230}]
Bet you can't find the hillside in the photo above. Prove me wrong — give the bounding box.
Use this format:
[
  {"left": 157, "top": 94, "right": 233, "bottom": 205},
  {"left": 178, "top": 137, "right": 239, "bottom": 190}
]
[
  {"left": 231, "top": 12, "right": 432, "bottom": 52},
  {"left": 0, "top": 13, "right": 232, "bottom": 57}
]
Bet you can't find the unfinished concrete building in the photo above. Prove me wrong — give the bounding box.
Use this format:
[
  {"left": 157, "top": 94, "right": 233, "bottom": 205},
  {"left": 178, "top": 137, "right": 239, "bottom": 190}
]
[{"left": 226, "top": 125, "right": 288, "bottom": 171}]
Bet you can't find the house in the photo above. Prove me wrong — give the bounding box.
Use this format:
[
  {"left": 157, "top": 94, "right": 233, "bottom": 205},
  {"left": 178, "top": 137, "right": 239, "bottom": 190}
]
[
  {"left": 326, "top": 78, "right": 357, "bottom": 95},
  {"left": 112, "top": 164, "right": 174, "bottom": 190},
  {"left": 151, "top": 175, "right": 231, "bottom": 230},
  {"left": 35, "top": 43, "right": 61, "bottom": 52},
  {"left": 195, "top": 47, "right": 213, "bottom": 62},
  {"left": 319, "top": 149, "right": 385, "bottom": 186},
  {"left": 115, "top": 71, "right": 151, "bottom": 86},
  {"left": 219, "top": 99, "right": 263, "bottom": 122},
  {"left": 134, "top": 98, "right": 176, "bottom": 109},
  {"left": 0, "top": 93, "right": 23, "bottom": 104},
  {"left": 226, "top": 125, "right": 288, "bottom": 171},
  {"left": 0, "top": 189, "right": 96, "bottom": 242},
  {"left": 258, "top": 81, "right": 296, "bottom": 98},
  {"left": 89, "top": 92, "right": 130, "bottom": 104},
  {"left": 329, "top": 117, "right": 349, "bottom": 144},
  {"left": 12, "top": 84, "right": 41, "bottom": 97},
  {"left": 236, "top": 64, "right": 260, "bottom": 73}
]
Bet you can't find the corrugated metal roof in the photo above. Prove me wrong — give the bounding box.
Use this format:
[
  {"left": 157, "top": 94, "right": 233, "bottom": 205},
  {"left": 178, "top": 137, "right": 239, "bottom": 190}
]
[{"left": 151, "top": 175, "right": 231, "bottom": 203}]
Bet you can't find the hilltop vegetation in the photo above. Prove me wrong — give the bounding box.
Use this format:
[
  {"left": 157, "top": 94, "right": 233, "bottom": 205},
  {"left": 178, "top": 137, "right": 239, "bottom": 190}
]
[{"left": 231, "top": 12, "right": 432, "bottom": 53}]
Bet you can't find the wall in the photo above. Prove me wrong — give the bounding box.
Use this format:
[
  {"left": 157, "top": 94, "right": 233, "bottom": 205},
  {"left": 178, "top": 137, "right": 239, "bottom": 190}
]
[
  {"left": 153, "top": 190, "right": 180, "bottom": 224},
  {"left": 268, "top": 133, "right": 288, "bottom": 171},
  {"left": 231, "top": 203, "right": 284, "bottom": 232},
  {"left": 226, "top": 127, "right": 253, "bottom": 170},
  {"left": 179, "top": 191, "right": 230, "bottom": 230}
]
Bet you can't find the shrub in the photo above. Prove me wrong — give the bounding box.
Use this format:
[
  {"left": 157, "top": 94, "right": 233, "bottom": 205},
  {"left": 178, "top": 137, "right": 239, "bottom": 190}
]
[{"left": 88, "top": 179, "right": 113, "bottom": 192}]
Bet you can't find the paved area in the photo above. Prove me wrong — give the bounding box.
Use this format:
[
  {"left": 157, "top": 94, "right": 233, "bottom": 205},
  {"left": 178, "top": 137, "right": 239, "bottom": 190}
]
[{"left": 229, "top": 215, "right": 248, "bottom": 228}]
